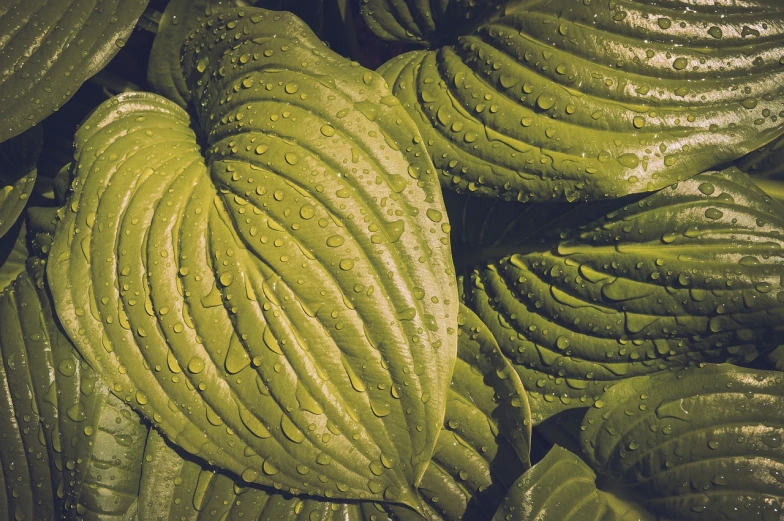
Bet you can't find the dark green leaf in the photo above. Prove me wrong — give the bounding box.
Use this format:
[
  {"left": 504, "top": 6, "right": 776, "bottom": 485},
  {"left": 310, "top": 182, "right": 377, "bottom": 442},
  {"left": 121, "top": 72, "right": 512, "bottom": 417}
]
[
  {"left": 454, "top": 167, "right": 784, "bottom": 423},
  {"left": 360, "top": 0, "right": 512, "bottom": 47},
  {"left": 0, "top": 0, "right": 149, "bottom": 142},
  {"left": 581, "top": 364, "right": 784, "bottom": 521},
  {"left": 0, "top": 125, "right": 41, "bottom": 239},
  {"left": 379, "top": 0, "right": 784, "bottom": 202}
]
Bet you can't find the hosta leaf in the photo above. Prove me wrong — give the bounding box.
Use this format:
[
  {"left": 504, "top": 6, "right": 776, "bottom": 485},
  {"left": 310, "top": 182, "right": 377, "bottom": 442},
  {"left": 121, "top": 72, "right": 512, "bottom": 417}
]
[
  {"left": 454, "top": 167, "right": 784, "bottom": 424},
  {"left": 0, "top": 259, "right": 148, "bottom": 521},
  {"left": 138, "top": 306, "right": 529, "bottom": 521},
  {"left": 491, "top": 445, "right": 635, "bottom": 521},
  {"left": 359, "top": 0, "right": 509, "bottom": 47},
  {"left": 0, "top": 125, "right": 41, "bottom": 240},
  {"left": 148, "top": 0, "right": 324, "bottom": 107},
  {"left": 0, "top": 0, "right": 149, "bottom": 142},
  {"left": 379, "top": 0, "right": 784, "bottom": 202},
  {"left": 580, "top": 364, "right": 784, "bottom": 521},
  {"left": 737, "top": 135, "right": 784, "bottom": 205},
  {"left": 49, "top": 8, "right": 457, "bottom": 507}
]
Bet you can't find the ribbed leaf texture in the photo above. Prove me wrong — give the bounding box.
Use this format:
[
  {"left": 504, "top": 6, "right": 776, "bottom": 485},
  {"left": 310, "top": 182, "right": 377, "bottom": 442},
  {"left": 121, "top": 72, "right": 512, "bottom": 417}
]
[
  {"left": 0, "top": 260, "right": 148, "bottom": 521},
  {"left": 581, "top": 364, "right": 784, "bottom": 521},
  {"left": 379, "top": 0, "right": 784, "bottom": 202},
  {"left": 0, "top": 0, "right": 149, "bottom": 142},
  {"left": 359, "top": 0, "right": 510, "bottom": 47},
  {"left": 138, "top": 305, "right": 530, "bottom": 521},
  {"left": 453, "top": 167, "right": 784, "bottom": 423},
  {"left": 49, "top": 7, "right": 457, "bottom": 509},
  {"left": 491, "top": 445, "right": 638, "bottom": 521},
  {"left": 147, "top": 0, "right": 323, "bottom": 107}
]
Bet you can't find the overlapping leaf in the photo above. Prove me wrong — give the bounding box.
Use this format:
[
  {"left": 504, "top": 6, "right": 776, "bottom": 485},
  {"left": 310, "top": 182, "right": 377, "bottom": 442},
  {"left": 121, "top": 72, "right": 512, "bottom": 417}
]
[
  {"left": 148, "top": 0, "right": 323, "bottom": 107},
  {"left": 0, "top": 259, "right": 148, "bottom": 521},
  {"left": 491, "top": 445, "right": 648, "bottom": 521},
  {"left": 380, "top": 0, "right": 784, "bottom": 202},
  {"left": 49, "top": 8, "right": 457, "bottom": 508},
  {"left": 359, "top": 0, "right": 510, "bottom": 47},
  {"left": 0, "top": 220, "right": 28, "bottom": 292},
  {"left": 138, "top": 305, "right": 530, "bottom": 521},
  {"left": 581, "top": 364, "right": 784, "bottom": 521},
  {"left": 0, "top": 125, "right": 41, "bottom": 240},
  {"left": 0, "top": 0, "right": 149, "bottom": 142},
  {"left": 453, "top": 167, "right": 784, "bottom": 423}
]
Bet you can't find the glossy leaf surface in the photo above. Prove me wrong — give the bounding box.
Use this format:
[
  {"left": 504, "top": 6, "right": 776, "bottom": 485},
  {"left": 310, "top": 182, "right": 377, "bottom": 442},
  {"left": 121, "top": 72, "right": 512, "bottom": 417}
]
[
  {"left": 49, "top": 7, "right": 457, "bottom": 507},
  {"left": 138, "top": 306, "right": 529, "bottom": 521},
  {"left": 0, "top": 260, "right": 148, "bottom": 521},
  {"left": 453, "top": 167, "right": 784, "bottom": 423},
  {"left": 380, "top": 0, "right": 784, "bottom": 202},
  {"left": 0, "top": 0, "right": 149, "bottom": 142},
  {"left": 581, "top": 364, "right": 784, "bottom": 521}
]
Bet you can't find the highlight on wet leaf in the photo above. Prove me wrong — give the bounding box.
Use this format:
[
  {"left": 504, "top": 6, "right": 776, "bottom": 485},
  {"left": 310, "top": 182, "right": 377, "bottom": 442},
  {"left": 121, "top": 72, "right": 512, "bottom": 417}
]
[
  {"left": 452, "top": 167, "right": 784, "bottom": 424},
  {"left": 48, "top": 7, "right": 457, "bottom": 509},
  {"left": 379, "top": 0, "right": 784, "bottom": 202},
  {"left": 148, "top": 0, "right": 324, "bottom": 107},
  {"left": 581, "top": 364, "right": 784, "bottom": 521},
  {"left": 0, "top": 0, "right": 149, "bottom": 142},
  {"left": 137, "top": 305, "right": 530, "bottom": 521}
]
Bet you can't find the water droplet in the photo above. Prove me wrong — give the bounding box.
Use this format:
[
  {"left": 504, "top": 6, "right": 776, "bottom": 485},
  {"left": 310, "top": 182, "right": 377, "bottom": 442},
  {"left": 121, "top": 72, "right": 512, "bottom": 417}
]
[
  {"left": 708, "top": 26, "right": 723, "bottom": 39},
  {"left": 536, "top": 93, "right": 557, "bottom": 110},
  {"left": 320, "top": 125, "right": 335, "bottom": 137},
  {"left": 741, "top": 97, "right": 758, "bottom": 109},
  {"left": 672, "top": 57, "right": 688, "bottom": 70},
  {"left": 285, "top": 82, "right": 299, "bottom": 94},
  {"left": 188, "top": 357, "right": 205, "bottom": 374},
  {"left": 326, "top": 235, "right": 344, "bottom": 247},
  {"left": 285, "top": 153, "right": 299, "bottom": 165}
]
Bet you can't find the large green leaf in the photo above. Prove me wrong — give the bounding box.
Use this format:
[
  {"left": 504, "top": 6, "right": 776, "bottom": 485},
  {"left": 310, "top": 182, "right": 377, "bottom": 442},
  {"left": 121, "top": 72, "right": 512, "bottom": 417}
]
[
  {"left": 0, "top": 0, "right": 149, "bottom": 143},
  {"left": 359, "top": 0, "right": 510, "bottom": 47},
  {"left": 147, "top": 0, "right": 324, "bottom": 107},
  {"left": 49, "top": 8, "right": 457, "bottom": 508},
  {"left": 379, "top": 0, "right": 784, "bottom": 202},
  {"left": 491, "top": 445, "right": 648, "bottom": 521},
  {"left": 0, "top": 125, "right": 41, "bottom": 240},
  {"left": 454, "top": 167, "right": 784, "bottom": 423},
  {"left": 0, "top": 259, "right": 148, "bottom": 521},
  {"left": 581, "top": 364, "right": 784, "bottom": 521},
  {"left": 138, "top": 305, "right": 529, "bottom": 521}
]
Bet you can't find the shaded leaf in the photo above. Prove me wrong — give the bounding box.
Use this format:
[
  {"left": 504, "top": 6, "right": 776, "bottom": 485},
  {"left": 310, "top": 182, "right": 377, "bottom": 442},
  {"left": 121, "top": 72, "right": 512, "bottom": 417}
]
[
  {"left": 454, "top": 167, "right": 784, "bottom": 423},
  {"left": 491, "top": 445, "right": 639, "bottom": 521},
  {"left": 379, "top": 0, "right": 784, "bottom": 202},
  {"left": 0, "top": 125, "right": 41, "bottom": 239},
  {"left": 0, "top": 0, "right": 149, "bottom": 142},
  {"left": 0, "top": 219, "right": 28, "bottom": 292},
  {"left": 49, "top": 7, "right": 456, "bottom": 508},
  {"left": 359, "top": 0, "right": 510, "bottom": 47},
  {"left": 0, "top": 259, "right": 148, "bottom": 521},
  {"left": 581, "top": 364, "right": 784, "bottom": 521}
]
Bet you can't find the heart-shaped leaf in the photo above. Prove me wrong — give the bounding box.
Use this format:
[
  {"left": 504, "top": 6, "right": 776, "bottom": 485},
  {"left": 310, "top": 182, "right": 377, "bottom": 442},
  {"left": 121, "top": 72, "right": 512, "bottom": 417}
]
[
  {"left": 138, "top": 305, "right": 530, "bottom": 521},
  {"left": 0, "top": 0, "right": 149, "bottom": 142},
  {"left": 581, "top": 364, "right": 784, "bottom": 521},
  {"left": 49, "top": 8, "right": 457, "bottom": 508},
  {"left": 379, "top": 0, "right": 784, "bottom": 202},
  {"left": 453, "top": 167, "right": 784, "bottom": 423}
]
